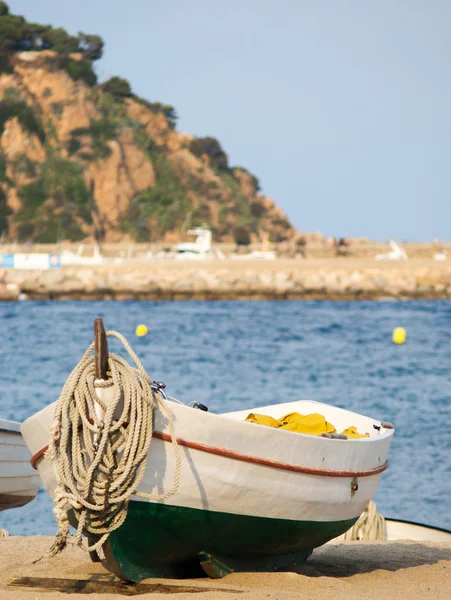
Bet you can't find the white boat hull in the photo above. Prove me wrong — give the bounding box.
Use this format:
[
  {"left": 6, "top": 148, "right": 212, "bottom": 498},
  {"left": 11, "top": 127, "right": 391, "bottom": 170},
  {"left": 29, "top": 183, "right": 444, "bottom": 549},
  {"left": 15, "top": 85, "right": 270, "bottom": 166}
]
[
  {"left": 385, "top": 519, "right": 451, "bottom": 542},
  {"left": 0, "top": 420, "right": 40, "bottom": 511},
  {"left": 22, "top": 399, "right": 392, "bottom": 524}
]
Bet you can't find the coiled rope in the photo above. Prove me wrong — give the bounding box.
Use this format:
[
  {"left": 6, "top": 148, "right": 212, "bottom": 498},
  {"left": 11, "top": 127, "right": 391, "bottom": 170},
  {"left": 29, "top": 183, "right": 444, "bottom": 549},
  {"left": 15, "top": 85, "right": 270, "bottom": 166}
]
[
  {"left": 46, "top": 330, "right": 181, "bottom": 556},
  {"left": 343, "top": 500, "right": 387, "bottom": 541}
]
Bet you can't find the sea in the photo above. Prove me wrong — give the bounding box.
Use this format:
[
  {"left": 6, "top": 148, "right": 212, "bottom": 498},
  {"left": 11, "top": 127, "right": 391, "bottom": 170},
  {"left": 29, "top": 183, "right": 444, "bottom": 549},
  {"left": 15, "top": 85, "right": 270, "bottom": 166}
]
[{"left": 1, "top": 300, "right": 450, "bottom": 535}]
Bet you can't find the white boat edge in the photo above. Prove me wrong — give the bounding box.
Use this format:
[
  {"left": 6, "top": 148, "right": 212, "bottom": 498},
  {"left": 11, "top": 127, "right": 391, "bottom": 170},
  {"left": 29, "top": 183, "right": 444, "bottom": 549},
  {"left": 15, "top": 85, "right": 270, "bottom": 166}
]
[
  {"left": 0, "top": 419, "right": 41, "bottom": 512},
  {"left": 331, "top": 517, "right": 451, "bottom": 544},
  {"left": 384, "top": 518, "right": 451, "bottom": 543}
]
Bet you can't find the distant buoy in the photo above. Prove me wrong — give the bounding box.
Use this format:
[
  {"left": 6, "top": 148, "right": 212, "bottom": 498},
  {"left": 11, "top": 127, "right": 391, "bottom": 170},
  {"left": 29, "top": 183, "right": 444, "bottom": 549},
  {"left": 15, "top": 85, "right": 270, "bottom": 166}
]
[
  {"left": 135, "top": 324, "right": 148, "bottom": 337},
  {"left": 392, "top": 327, "right": 406, "bottom": 344}
]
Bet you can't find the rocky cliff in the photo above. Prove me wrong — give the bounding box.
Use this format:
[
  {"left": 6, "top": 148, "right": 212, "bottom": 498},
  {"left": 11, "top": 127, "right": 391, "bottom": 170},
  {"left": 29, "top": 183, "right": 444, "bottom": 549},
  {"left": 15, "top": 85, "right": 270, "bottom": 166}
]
[{"left": 0, "top": 38, "right": 295, "bottom": 244}]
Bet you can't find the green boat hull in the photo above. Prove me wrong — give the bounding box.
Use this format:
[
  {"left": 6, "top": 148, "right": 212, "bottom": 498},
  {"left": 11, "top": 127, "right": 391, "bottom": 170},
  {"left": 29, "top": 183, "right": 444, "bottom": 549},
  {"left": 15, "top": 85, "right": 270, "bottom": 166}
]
[{"left": 97, "top": 501, "right": 357, "bottom": 581}]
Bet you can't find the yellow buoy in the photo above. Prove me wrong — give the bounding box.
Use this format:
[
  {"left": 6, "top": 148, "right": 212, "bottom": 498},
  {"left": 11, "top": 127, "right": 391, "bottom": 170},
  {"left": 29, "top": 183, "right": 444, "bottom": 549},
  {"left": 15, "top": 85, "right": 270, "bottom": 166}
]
[
  {"left": 392, "top": 327, "right": 406, "bottom": 345},
  {"left": 135, "top": 324, "right": 148, "bottom": 337}
]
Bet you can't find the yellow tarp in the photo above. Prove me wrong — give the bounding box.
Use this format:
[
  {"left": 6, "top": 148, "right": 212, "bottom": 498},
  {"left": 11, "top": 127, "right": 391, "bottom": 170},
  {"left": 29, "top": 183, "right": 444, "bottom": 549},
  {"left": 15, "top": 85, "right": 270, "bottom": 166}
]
[
  {"left": 278, "top": 412, "right": 336, "bottom": 436},
  {"left": 341, "top": 426, "right": 369, "bottom": 439},
  {"left": 245, "top": 413, "right": 280, "bottom": 428},
  {"left": 245, "top": 412, "right": 369, "bottom": 438}
]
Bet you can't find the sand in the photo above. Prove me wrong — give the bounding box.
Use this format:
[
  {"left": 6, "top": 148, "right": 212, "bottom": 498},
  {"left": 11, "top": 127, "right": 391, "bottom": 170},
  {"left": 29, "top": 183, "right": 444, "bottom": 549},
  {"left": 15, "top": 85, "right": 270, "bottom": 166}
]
[{"left": 0, "top": 537, "right": 450, "bottom": 599}]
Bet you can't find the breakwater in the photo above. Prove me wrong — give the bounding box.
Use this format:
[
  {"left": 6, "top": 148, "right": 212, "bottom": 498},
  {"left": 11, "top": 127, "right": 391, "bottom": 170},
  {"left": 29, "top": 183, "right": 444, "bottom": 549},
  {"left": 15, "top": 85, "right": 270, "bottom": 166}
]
[{"left": 1, "top": 258, "right": 451, "bottom": 300}]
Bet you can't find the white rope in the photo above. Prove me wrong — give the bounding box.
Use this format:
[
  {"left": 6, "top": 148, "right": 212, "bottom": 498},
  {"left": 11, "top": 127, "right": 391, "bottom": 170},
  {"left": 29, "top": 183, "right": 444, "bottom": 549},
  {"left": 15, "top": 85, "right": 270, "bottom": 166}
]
[
  {"left": 46, "top": 330, "right": 182, "bottom": 556},
  {"left": 344, "top": 500, "right": 387, "bottom": 541}
]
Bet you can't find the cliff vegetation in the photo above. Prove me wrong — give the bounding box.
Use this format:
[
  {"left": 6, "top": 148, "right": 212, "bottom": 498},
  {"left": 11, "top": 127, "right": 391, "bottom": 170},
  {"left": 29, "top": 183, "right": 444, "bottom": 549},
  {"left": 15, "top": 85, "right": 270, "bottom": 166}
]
[{"left": 0, "top": 2, "right": 295, "bottom": 243}]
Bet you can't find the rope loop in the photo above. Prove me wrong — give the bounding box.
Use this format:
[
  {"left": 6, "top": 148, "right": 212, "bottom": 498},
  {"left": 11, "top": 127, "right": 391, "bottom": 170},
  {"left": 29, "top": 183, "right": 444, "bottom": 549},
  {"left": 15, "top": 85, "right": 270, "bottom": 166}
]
[
  {"left": 343, "top": 500, "right": 387, "bottom": 541},
  {"left": 46, "top": 331, "right": 181, "bottom": 556}
]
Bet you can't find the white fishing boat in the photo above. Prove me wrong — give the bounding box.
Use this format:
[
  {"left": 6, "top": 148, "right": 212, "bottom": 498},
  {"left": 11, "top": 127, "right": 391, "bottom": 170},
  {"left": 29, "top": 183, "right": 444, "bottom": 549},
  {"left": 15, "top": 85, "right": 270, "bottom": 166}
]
[
  {"left": 374, "top": 239, "right": 408, "bottom": 261},
  {"left": 338, "top": 501, "right": 451, "bottom": 543},
  {"left": 0, "top": 419, "right": 40, "bottom": 512},
  {"left": 174, "top": 228, "right": 212, "bottom": 260},
  {"left": 230, "top": 232, "right": 277, "bottom": 260},
  {"left": 60, "top": 244, "right": 105, "bottom": 266},
  {"left": 21, "top": 319, "right": 394, "bottom": 581},
  {"left": 385, "top": 518, "right": 451, "bottom": 542},
  {"left": 174, "top": 228, "right": 224, "bottom": 260}
]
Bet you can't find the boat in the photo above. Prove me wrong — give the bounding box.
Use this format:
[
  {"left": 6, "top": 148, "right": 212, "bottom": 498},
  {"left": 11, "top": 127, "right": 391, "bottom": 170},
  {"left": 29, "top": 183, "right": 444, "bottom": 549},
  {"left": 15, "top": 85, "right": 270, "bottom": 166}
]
[
  {"left": 174, "top": 227, "right": 212, "bottom": 260},
  {"left": 174, "top": 228, "right": 221, "bottom": 260},
  {"left": 0, "top": 419, "right": 40, "bottom": 512},
  {"left": 374, "top": 239, "right": 408, "bottom": 261},
  {"left": 230, "top": 232, "right": 277, "bottom": 260},
  {"left": 21, "top": 319, "right": 394, "bottom": 582},
  {"left": 60, "top": 243, "right": 104, "bottom": 266},
  {"left": 385, "top": 518, "right": 451, "bottom": 542},
  {"left": 386, "top": 518, "right": 451, "bottom": 542},
  {"left": 172, "top": 227, "right": 225, "bottom": 261},
  {"left": 337, "top": 501, "right": 451, "bottom": 543}
]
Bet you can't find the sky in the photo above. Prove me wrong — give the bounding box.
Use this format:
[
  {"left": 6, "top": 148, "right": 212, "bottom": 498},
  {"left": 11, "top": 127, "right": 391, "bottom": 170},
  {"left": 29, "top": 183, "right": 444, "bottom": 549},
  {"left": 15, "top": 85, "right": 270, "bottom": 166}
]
[{"left": 8, "top": 1, "right": 451, "bottom": 241}]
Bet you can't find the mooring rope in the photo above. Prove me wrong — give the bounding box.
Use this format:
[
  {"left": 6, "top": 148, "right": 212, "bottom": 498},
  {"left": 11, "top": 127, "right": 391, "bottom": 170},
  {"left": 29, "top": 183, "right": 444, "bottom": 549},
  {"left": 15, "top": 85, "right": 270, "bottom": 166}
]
[
  {"left": 343, "top": 500, "right": 387, "bottom": 541},
  {"left": 46, "top": 330, "right": 181, "bottom": 556}
]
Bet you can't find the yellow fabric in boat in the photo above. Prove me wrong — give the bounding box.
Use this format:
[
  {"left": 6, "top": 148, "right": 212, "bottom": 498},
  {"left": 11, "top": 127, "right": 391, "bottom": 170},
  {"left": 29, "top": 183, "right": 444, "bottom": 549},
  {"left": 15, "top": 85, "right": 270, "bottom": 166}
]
[
  {"left": 278, "top": 412, "right": 336, "bottom": 436},
  {"left": 245, "top": 413, "right": 280, "bottom": 428},
  {"left": 341, "top": 426, "right": 369, "bottom": 439},
  {"left": 245, "top": 412, "right": 369, "bottom": 438}
]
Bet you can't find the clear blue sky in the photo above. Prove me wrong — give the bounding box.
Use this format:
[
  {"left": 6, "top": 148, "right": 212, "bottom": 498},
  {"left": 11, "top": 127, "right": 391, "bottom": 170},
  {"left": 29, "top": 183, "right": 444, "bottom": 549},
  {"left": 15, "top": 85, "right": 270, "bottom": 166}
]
[{"left": 9, "top": 1, "right": 451, "bottom": 241}]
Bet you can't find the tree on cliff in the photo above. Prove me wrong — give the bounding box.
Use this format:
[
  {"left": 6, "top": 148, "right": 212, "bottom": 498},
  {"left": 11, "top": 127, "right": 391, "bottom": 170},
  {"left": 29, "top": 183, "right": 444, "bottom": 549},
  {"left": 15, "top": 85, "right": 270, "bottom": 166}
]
[
  {"left": 0, "top": 9, "right": 27, "bottom": 50},
  {"left": 190, "top": 137, "right": 229, "bottom": 173},
  {"left": 233, "top": 226, "right": 251, "bottom": 246},
  {"left": 101, "top": 76, "right": 132, "bottom": 97},
  {"left": 78, "top": 32, "right": 103, "bottom": 61},
  {"left": 15, "top": 155, "right": 92, "bottom": 242},
  {"left": 0, "top": 187, "right": 11, "bottom": 236},
  {"left": 39, "top": 27, "right": 80, "bottom": 54},
  {"left": 0, "top": 3, "right": 103, "bottom": 60},
  {"left": 135, "top": 99, "right": 178, "bottom": 130},
  {"left": 250, "top": 199, "right": 266, "bottom": 218},
  {"left": 233, "top": 166, "right": 261, "bottom": 192}
]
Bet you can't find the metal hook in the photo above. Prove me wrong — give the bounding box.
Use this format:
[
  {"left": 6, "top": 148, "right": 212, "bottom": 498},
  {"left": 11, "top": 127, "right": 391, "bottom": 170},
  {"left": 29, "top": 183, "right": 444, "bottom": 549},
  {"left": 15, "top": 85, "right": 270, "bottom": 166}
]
[{"left": 150, "top": 381, "right": 168, "bottom": 400}]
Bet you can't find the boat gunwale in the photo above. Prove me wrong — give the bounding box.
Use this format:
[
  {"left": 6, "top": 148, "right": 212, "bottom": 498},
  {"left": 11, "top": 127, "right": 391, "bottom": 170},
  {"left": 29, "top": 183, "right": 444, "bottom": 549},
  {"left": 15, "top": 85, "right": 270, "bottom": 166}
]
[
  {"left": 0, "top": 423, "right": 21, "bottom": 434},
  {"left": 385, "top": 517, "right": 451, "bottom": 535}
]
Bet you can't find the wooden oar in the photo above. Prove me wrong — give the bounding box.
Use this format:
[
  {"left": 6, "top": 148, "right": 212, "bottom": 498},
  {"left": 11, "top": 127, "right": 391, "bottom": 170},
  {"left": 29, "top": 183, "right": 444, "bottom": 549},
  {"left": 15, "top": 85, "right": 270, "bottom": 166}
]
[{"left": 94, "top": 318, "right": 109, "bottom": 380}]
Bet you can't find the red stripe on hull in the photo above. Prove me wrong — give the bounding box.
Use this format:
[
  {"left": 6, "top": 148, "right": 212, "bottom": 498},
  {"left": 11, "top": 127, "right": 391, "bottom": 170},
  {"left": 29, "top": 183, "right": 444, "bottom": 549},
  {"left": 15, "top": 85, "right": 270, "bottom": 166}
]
[{"left": 31, "top": 434, "right": 387, "bottom": 478}]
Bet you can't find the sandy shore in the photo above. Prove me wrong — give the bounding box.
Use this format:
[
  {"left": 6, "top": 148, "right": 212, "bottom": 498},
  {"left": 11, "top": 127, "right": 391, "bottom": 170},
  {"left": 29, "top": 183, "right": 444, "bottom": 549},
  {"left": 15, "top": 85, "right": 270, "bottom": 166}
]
[{"left": 0, "top": 537, "right": 450, "bottom": 599}]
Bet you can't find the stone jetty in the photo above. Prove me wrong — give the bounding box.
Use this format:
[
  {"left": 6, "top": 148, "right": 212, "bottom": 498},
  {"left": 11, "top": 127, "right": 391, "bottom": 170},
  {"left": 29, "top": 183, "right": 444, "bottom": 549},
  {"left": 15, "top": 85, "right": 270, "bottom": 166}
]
[{"left": 1, "top": 258, "right": 451, "bottom": 300}]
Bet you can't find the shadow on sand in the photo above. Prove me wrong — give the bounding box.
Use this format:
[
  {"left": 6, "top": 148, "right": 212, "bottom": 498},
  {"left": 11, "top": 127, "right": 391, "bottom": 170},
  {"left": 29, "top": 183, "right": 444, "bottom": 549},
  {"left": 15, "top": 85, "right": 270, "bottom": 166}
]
[{"left": 301, "top": 542, "right": 451, "bottom": 578}]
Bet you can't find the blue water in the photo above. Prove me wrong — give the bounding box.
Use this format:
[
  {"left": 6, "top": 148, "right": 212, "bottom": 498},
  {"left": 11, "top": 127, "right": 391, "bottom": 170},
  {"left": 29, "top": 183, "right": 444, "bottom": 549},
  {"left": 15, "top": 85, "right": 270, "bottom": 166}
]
[{"left": 1, "top": 300, "right": 450, "bottom": 535}]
